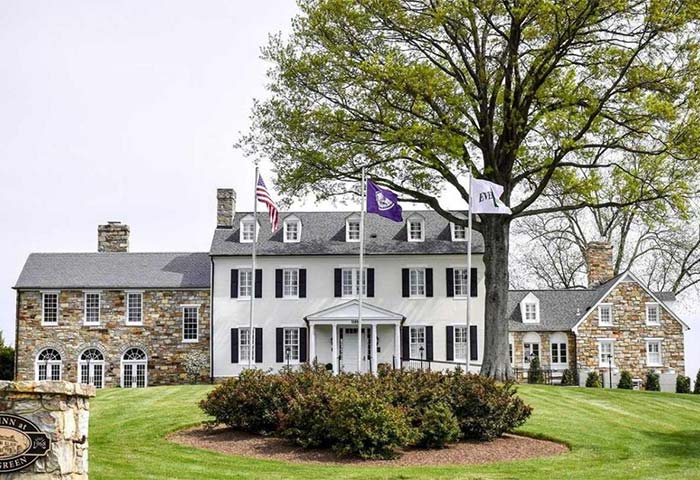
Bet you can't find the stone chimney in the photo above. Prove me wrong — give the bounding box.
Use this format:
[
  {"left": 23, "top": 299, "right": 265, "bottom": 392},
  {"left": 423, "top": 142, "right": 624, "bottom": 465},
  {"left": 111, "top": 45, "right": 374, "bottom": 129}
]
[
  {"left": 98, "top": 221, "right": 130, "bottom": 252},
  {"left": 217, "top": 188, "right": 236, "bottom": 228},
  {"left": 585, "top": 241, "right": 614, "bottom": 288}
]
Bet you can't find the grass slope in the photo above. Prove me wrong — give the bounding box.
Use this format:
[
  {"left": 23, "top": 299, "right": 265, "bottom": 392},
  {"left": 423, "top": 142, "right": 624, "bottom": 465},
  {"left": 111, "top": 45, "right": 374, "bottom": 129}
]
[{"left": 90, "top": 384, "right": 700, "bottom": 480}]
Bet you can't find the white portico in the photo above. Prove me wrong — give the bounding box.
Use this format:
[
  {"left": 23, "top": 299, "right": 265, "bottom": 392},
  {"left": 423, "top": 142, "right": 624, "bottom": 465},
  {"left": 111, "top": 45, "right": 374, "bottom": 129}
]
[{"left": 305, "top": 300, "right": 404, "bottom": 374}]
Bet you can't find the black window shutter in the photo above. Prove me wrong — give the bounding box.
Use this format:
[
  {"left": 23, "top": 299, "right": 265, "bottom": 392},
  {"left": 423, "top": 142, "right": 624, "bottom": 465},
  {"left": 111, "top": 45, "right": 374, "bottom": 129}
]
[
  {"left": 446, "top": 326, "right": 454, "bottom": 361},
  {"left": 299, "top": 269, "right": 307, "bottom": 298},
  {"left": 299, "top": 327, "right": 308, "bottom": 362},
  {"left": 426, "top": 326, "right": 434, "bottom": 361},
  {"left": 401, "top": 269, "right": 409, "bottom": 297},
  {"left": 470, "top": 325, "right": 478, "bottom": 361},
  {"left": 230, "top": 328, "right": 239, "bottom": 363},
  {"left": 426, "top": 268, "right": 434, "bottom": 297},
  {"left": 275, "top": 269, "right": 283, "bottom": 298},
  {"left": 255, "top": 269, "right": 262, "bottom": 298},
  {"left": 276, "top": 328, "right": 284, "bottom": 363},
  {"left": 446, "top": 268, "right": 454, "bottom": 297},
  {"left": 367, "top": 268, "right": 375, "bottom": 297},
  {"left": 401, "top": 326, "right": 410, "bottom": 360},
  {"left": 255, "top": 328, "right": 263, "bottom": 363},
  {"left": 470, "top": 268, "right": 478, "bottom": 297},
  {"left": 230, "top": 269, "right": 239, "bottom": 298},
  {"left": 334, "top": 269, "right": 342, "bottom": 297}
]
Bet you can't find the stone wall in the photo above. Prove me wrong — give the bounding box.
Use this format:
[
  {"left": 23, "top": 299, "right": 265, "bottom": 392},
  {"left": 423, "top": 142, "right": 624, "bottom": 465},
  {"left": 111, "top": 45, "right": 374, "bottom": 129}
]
[
  {"left": 97, "top": 222, "right": 129, "bottom": 253},
  {"left": 585, "top": 241, "right": 614, "bottom": 287},
  {"left": 575, "top": 280, "right": 684, "bottom": 381},
  {"left": 15, "top": 289, "right": 210, "bottom": 387},
  {"left": 0, "top": 381, "right": 94, "bottom": 479},
  {"left": 511, "top": 331, "right": 576, "bottom": 370},
  {"left": 216, "top": 188, "right": 235, "bottom": 228}
]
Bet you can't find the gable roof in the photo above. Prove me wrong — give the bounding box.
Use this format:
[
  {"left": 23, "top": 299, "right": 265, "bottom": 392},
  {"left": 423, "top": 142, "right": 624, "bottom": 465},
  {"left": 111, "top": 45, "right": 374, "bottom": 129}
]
[
  {"left": 210, "top": 210, "right": 485, "bottom": 256},
  {"left": 14, "top": 252, "right": 211, "bottom": 290},
  {"left": 305, "top": 299, "right": 405, "bottom": 322}
]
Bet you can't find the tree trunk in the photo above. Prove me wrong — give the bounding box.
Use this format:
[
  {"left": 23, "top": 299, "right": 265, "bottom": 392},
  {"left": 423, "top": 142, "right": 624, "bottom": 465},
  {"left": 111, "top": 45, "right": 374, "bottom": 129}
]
[{"left": 479, "top": 215, "right": 513, "bottom": 381}]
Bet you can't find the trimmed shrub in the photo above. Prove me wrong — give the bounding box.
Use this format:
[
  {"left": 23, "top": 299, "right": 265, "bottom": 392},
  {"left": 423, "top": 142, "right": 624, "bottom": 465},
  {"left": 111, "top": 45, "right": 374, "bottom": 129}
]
[
  {"left": 415, "top": 402, "right": 460, "bottom": 448},
  {"left": 560, "top": 369, "right": 577, "bottom": 386},
  {"left": 618, "top": 371, "right": 633, "bottom": 390},
  {"left": 694, "top": 370, "right": 700, "bottom": 394},
  {"left": 676, "top": 375, "right": 691, "bottom": 394},
  {"left": 527, "top": 356, "right": 544, "bottom": 384},
  {"left": 646, "top": 371, "right": 660, "bottom": 391},
  {"left": 585, "top": 370, "right": 601, "bottom": 388}
]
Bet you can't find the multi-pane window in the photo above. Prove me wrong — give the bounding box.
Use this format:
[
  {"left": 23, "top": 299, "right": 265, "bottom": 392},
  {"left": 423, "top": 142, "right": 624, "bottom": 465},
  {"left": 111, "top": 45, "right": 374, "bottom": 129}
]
[
  {"left": 599, "top": 340, "right": 614, "bottom": 366},
  {"left": 409, "top": 326, "right": 426, "bottom": 359},
  {"left": 454, "top": 326, "right": 468, "bottom": 361},
  {"left": 42, "top": 293, "right": 58, "bottom": 324},
  {"left": 509, "top": 343, "right": 514, "bottom": 365},
  {"left": 126, "top": 293, "right": 143, "bottom": 324},
  {"left": 285, "top": 221, "right": 300, "bottom": 242},
  {"left": 284, "top": 328, "right": 300, "bottom": 362},
  {"left": 239, "top": 328, "right": 255, "bottom": 364},
  {"left": 182, "top": 306, "right": 199, "bottom": 342},
  {"left": 84, "top": 292, "right": 100, "bottom": 324},
  {"left": 241, "top": 220, "right": 256, "bottom": 242},
  {"left": 452, "top": 223, "right": 467, "bottom": 241},
  {"left": 36, "top": 348, "right": 61, "bottom": 381},
  {"left": 408, "top": 219, "right": 424, "bottom": 241},
  {"left": 409, "top": 268, "right": 426, "bottom": 297},
  {"left": 598, "top": 304, "right": 613, "bottom": 326},
  {"left": 646, "top": 340, "right": 662, "bottom": 366},
  {"left": 346, "top": 220, "right": 361, "bottom": 241},
  {"left": 453, "top": 268, "right": 469, "bottom": 297},
  {"left": 122, "top": 348, "right": 147, "bottom": 388},
  {"left": 523, "top": 343, "right": 540, "bottom": 364},
  {"left": 551, "top": 343, "right": 567, "bottom": 365},
  {"left": 524, "top": 303, "right": 538, "bottom": 322},
  {"left": 283, "top": 269, "right": 299, "bottom": 298},
  {"left": 341, "top": 268, "right": 367, "bottom": 297},
  {"left": 239, "top": 269, "right": 253, "bottom": 298},
  {"left": 79, "top": 348, "right": 104, "bottom": 388},
  {"left": 646, "top": 303, "right": 660, "bottom": 325}
]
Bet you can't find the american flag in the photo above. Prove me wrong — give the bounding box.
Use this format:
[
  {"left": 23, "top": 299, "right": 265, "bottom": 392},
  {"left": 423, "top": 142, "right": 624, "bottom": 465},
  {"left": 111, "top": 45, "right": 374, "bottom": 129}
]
[{"left": 256, "top": 174, "right": 279, "bottom": 232}]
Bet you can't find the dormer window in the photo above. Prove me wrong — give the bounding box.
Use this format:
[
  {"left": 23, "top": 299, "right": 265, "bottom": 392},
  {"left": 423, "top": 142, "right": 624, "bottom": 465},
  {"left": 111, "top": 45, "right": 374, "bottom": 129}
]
[
  {"left": 524, "top": 303, "right": 537, "bottom": 322},
  {"left": 407, "top": 216, "right": 424, "bottom": 242},
  {"left": 520, "top": 292, "right": 540, "bottom": 323},
  {"left": 284, "top": 216, "right": 302, "bottom": 243},
  {"left": 452, "top": 223, "right": 467, "bottom": 241},
  {"left": 346, "top": 217, "right": 361, "bottom": 242},
  {"left": 240, "top": 217, "right": 257, "bottom": 243}
]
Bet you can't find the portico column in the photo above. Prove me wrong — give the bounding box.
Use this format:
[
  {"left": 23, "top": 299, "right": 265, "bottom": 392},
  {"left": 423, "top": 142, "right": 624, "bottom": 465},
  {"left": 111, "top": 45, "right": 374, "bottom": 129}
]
[
  {"left": 394, "top": 323, "right": 401, "bottom": 369},
  {"left": 371, "top": 322, "right": 378, "bottom": 375},
  {"left": 309, "top": 323, "right": 316, "bottom": 365},
  {"left": 331, "top": 324, "right": 339, "bottom": 375}
]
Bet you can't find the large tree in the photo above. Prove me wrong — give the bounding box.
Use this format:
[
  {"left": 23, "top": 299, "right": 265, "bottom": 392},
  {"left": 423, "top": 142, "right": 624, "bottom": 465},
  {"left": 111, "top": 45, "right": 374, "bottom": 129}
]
[{"left": 240, "top": 0, "right": 700, "bottom": 379}]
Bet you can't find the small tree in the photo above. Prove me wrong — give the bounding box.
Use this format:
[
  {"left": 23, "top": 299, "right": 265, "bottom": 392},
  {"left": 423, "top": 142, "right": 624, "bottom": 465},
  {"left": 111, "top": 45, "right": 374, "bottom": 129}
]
[
  {"left": 646, "top": 371, "right": 661, "bottom": 392},
  {"left": 618, "top": 371, "right": 633, "bottom": 390},
  {"left": 561, "top": 369, "right": 577, "bottom": 386},
  {"left": 527, "top": 356, "right": 544, "bottom": 384},
  {"left": 585, "top": 371, "right": 601, "bottom": 388},
  {"left": 694, "top": 370, "right": 700, "bottom": 394},
  {"left": 182, "top": 351, "right": 209, "bottom": 383},
  {"left": 0, "top": 331, "right": 14, "bottom": 381},
  {"left": 676, "top": 375, "right": 691, "bottom": 394}
]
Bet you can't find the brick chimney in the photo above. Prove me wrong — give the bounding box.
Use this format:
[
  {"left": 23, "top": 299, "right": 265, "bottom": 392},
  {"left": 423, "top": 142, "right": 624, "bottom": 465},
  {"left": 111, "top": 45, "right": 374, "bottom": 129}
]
[
  {"left": 217, "top": 188, "right": 236, "bottom": 228},
  {"left": 98, "top": 222, "right": 130, "bottom": 252},
  {"left": 585, "top": 241, "right": 614, "bottom": 288}
]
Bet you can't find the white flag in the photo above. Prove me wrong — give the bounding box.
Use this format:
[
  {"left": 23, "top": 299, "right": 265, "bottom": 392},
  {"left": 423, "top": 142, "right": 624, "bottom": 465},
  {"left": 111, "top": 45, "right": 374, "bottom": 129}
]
[{"left": 469, "top": 178, "right": 512, "bottom": 215}]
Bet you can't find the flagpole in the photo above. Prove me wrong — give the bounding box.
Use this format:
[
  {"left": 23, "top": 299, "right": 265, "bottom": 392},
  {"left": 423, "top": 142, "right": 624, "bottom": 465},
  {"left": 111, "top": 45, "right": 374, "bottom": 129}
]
[
  {"left": 250, "top": 162, "right": 259, "bottom": 369},
  {"left": 358, "top": 167, "right": 366, "bottom": 374},
  {"left": 466, "top": 170, "right": 473, "bottom": 373}
]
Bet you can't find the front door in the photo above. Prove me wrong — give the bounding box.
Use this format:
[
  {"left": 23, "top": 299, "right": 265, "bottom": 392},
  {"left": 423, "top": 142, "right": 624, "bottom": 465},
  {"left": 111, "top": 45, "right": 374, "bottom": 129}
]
[{"left": 341, "top": 327, "right": 369, "bottom": 373}]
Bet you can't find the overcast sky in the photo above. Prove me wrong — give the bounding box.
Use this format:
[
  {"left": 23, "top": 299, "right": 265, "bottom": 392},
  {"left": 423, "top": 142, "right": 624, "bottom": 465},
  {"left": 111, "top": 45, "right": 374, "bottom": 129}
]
[{"left": 1, "top": 0, "right": 697, "bottom": 378}]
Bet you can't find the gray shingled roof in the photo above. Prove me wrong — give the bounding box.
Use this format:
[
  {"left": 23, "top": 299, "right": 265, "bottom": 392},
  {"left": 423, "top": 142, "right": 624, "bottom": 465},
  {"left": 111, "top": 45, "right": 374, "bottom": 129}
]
[
  {"left": 210, "top": 210, "right": 484, "bottom": 256},
  {"left": 14, "top": 252, "right": 211, "bottom": 289}
]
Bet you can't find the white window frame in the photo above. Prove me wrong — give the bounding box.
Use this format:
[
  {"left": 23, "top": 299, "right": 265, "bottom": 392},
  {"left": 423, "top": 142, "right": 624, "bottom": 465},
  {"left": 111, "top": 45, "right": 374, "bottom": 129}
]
[
  {"left": 453, "top": 325, "right": 469, "bottom": 362},
  {"left": 598, "top": 339, "right": 615, "bottom": 367},
  {"left": 282, "top": 268, "right": 300, "bottom": 299},
  {"left": 239, "top": 327, "right": 256, "bottom": 363},
  {"left": 341, "top": 267, "right": 367, "bottom": 298},
  {"left": 598, "top": 303, "right": 614, "bottom": 326},
  {"left": 645, "top": 303, "right": 661, "bottom": 326},
  {"left": 646, "top": 339, "right": 662, "bottom": 366},
  {"left": 409, "top": 326, "right": 426, "bottom": 359},
  {"left": 83, "top": 291, "right": 101, "bottom": 325},
  {"left": 35, "top": 348, "right": 62, "bottom": 381},
  {"left": 125, "top": 291, "right": 144, "bottom": 326},
  {"left": 524, "top": 303, "right": 538, "bottom": 323},
  {"left": 283, "top": 327, "right": 301, "bottom": 363},
  {"left": 240, "top": 218, "right": 257, "bottom": 243},
  {"left": 407, "top": 218, "right": 425, "bottom": 242},
  {"left": 78, "top": 348, "right": 105, "bottom": 389},
  {"left": 409, "top": 268, "right": 426, "bottom": 298},
  {"left": 523, "top": 342, "right": 540, "bottom": 364},
  {"left": 238, "top": 269, "right": 253, "bottom": 299},
  {"left": 41, "top": 291, "right": 60, "bottom": 326},
  {"left": 453, "top": 268, "right": 469, "bottom": 297},
  {"left": 346, "top": 218, "right": 361, "bottom": 242},
  {"left": 120, "top": 348, "right": 148, "bottom": 388},
  {"left": 182, "top": 305, "right": 199, "bottom": 343},
  {"left": 550, "top": 342, "right": 568, "bottom": 366},
  {"left": 283, "top": 218, "right": 302, "bottom": 243},
  {"left": 451, "top": 222, "right": 467, "bottom": 242}
]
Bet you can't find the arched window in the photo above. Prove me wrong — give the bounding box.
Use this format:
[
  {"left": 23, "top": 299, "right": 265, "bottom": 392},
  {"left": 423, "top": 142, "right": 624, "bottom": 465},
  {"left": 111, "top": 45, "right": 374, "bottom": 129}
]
[
  {"left": 36, "top": 348, "right": 62, "bottom": 381},
  {"left": 121, "top": 348, "right": 147, "bottom": 388},
  {"left": 522, "top": 332, "right": 541, "bottom": 365},
  {"left": 78, "top": 348, "right": 105, "bottom": 389}
]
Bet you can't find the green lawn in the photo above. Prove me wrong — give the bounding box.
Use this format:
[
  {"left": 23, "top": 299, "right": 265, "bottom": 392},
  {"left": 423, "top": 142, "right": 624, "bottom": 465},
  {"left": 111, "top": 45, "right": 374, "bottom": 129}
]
[{"left": 90, "top": 384, "right": 700, "bottom": 479}]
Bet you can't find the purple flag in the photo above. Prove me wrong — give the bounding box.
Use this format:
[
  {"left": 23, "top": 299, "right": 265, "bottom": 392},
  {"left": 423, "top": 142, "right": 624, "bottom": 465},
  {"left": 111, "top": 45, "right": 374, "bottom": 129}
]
[{"left": 366, "top": 180, "right": 403, "bottom": 222}]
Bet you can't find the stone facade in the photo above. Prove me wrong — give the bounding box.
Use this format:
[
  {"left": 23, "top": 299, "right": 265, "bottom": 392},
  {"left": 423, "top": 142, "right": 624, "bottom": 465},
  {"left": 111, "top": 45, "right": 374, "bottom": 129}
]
[
  {"left": 575, "top": 280, "right": 684, "bottom": 380},
  {"left": 585, "top": 241, "right": 614, "bottom": 287},
  {"left": 97, "top": 222, "right": 129, "bottom": 253},
  {"left": 216, "top": 188, "right": 235, "bottom": 228},
  {"left": 511, "top": 331, "right": 577, "bottom": 371},
  {"left": 15, "top": 289, "right": 210, "bottom": 387},
  {"left": 0, "top": 381, "right": 94, "bottom": 479}
]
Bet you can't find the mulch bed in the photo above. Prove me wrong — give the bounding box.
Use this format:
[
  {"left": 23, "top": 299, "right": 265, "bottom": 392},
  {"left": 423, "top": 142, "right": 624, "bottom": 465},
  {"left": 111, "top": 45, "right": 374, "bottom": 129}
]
[{"left": 168, "top": 425, "right": 569, "bottom": 466}]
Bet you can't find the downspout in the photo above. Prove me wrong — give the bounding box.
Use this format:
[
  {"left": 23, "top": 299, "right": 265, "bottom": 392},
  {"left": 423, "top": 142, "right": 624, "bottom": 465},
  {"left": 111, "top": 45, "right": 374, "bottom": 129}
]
[{"left": 209, "top": 257, "right": 215, "bottom": 383}]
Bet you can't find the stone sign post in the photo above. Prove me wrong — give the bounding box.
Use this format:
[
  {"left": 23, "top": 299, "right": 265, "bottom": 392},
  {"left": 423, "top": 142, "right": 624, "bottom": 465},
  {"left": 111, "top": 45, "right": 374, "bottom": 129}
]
[{"left": 0, "top": 381, "right": 95, "bottom": 479}]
